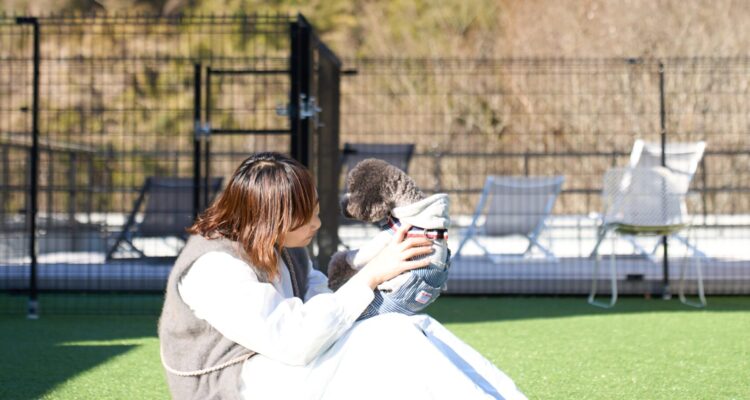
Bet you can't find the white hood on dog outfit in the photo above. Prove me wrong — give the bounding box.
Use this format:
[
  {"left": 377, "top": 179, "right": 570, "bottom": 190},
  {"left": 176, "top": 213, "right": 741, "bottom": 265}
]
[
  {"left": 347, "top": 193, "right": 450, "bottom": 270},
  {"left": 391, "top": 194, "right": 450, "bottom": 230}
]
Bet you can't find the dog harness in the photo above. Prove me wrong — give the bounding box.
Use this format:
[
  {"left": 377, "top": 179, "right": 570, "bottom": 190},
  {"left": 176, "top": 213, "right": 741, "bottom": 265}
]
[
  {"left": 383, "top": 217, "right": 448, "bottom": 240},
  {"left": 358, "top": 216, "right": 451, "bottom": 320}
]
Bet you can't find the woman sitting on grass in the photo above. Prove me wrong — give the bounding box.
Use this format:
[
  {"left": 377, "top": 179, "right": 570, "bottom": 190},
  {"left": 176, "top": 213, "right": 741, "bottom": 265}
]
[{"left": 158, "top": 152, "right": 526, "bottom": 399}]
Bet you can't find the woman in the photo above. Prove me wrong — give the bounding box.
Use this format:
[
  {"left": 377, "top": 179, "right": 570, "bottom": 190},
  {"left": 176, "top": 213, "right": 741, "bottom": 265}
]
[{"left": 158, "top": 152, "right": 526, "bottom": 399}]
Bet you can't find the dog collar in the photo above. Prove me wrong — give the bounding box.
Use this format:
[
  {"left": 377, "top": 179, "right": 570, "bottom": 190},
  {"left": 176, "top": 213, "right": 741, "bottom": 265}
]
[{"left": 384, "top": 217, "right": 448, "bottom": 240}]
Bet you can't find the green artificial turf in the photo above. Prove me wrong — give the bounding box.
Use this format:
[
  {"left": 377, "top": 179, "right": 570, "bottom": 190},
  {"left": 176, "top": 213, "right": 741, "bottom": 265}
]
[
  {"left": 429, "top": 296, "right": 750, "bottom": 400},
  {"left": 0, "top": 296, "right": 748, "bottom": 399},
  {"left": 0, "top": 315, "right": 164, "bottom": 399}
]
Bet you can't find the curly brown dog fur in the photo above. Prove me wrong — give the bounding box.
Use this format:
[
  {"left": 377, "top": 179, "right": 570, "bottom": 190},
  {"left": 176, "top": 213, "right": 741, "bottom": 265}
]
[
  {"left": 341, "top": 159, "right": 424, "bottom": 222},
  {"left": 327, "top": 251, "right": 357, "bottom": 291},
  {"left": 327, "top": 159, "right": 425, "bottom": 291}
]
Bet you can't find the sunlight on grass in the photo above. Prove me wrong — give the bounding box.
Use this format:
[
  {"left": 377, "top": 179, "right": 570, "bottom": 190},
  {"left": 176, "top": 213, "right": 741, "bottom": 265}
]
[
  {"left": 42, "top": 337, "right": 166, "bottom": 400},
  {"left": 1, "top": 297, "right": 748, "bottom": 400},
  {"left": 439, "top": 299, "right": 750, "bottom": 400}
]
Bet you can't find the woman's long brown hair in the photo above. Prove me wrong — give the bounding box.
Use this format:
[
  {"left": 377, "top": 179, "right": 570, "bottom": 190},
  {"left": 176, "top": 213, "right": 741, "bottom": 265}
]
[{"left": 188, "top": 152, "right": 317, "bottom": 281}]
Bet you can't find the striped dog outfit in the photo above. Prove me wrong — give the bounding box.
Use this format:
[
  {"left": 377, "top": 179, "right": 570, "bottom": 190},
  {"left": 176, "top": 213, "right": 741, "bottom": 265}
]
[{"left": 352, "top": 194, "right": 452, "bottom": 320}]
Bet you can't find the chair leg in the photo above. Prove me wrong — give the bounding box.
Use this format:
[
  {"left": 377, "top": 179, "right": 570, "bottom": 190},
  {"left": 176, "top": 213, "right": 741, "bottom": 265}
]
[
  {"left": 626, "top": 236, "right": 659, "bottom": 263},
  {"left": 678, "top": 232, "right": 707, "bottom": 308},
  {"left": 527, "top": 235, "right": 557, "bottom": 261},
  {"left": 589, "top": 226, "right": 607, "bottom": 258},
  {"left": 452, "top": 232, "right": 473, "bottom": 262},
  {"left": 106, "top": 236, "right": 145, "bottom": 261},
  {"left": 525, "top": 221, "right": 557, "bottom": 260},
  {"left": 473, "top": 239, "right": 500, "bottom": 264},
  {"left": 454, "top": 234, "right": 500, "bottom": 265},
  {"left": 673, "top": 234, "right": 708, "bottom": 259},
  {"left": 105, "top": 232, "right": 128, "bottom": 261},
  {"left": 589, "top": 235, "right": 618, "bottom": 308}
]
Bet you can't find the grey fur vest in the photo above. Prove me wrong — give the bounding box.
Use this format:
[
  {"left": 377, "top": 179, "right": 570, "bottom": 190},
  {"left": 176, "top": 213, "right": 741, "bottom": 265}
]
[{"left": 158, "top": 234, "right": 309, "bottom": 399}]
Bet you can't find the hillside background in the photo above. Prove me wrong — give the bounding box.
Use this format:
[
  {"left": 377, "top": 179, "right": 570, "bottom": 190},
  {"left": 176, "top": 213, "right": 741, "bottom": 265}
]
[
  {"left": 4, "top": 0, "right": 750, "bottom": 59},
  {"left": 2, "top": 0, "right": 749, "bottom": 216}
]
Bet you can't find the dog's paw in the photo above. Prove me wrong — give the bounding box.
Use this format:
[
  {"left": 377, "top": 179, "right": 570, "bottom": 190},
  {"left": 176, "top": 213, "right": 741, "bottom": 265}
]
[{"left": 327, "top": 251, "right": 358, "bottom": 291}]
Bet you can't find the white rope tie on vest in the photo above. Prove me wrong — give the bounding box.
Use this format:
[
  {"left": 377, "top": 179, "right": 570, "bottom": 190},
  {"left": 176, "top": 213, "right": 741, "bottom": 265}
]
[{"left": 161, "top": 346, "right": 256, "bottom": 377}]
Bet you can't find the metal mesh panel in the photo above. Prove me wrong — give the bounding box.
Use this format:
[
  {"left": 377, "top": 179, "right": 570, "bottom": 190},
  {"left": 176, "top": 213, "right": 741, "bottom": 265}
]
[
  {"left": 0, "top": 14, "right": 294, "bottom": 314},
  {"left": 340, "top": 57, "right": 750, "bottom": 298}
]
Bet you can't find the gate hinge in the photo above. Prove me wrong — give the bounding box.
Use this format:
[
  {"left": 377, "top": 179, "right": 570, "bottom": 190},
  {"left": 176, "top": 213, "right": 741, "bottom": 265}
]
[
  {"left": 299, "top": 94, "right": 321, "bottom": 120},
  {"left": 276, "top": 94, "right": 323, "bottom": 126}
]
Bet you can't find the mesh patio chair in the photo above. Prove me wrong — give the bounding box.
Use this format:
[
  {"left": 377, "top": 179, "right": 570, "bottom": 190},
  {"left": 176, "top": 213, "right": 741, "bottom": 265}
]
[
  {"left": 588, "top": 167, "right": 706, "bottom": 308},
  {"left": 627, "top": 139, "right": 707, "bottom": 257},
  {"left": 454, "top": 175, "right": 565, "bottom": 263},
  {"left": 629, "top": 139, "right": 706, "bottom": 181},
  {"left": 105, "top": 177, "right": 223, "bottom": 261}
]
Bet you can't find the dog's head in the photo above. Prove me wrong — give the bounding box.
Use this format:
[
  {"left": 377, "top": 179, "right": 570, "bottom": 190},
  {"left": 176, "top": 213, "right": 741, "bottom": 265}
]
[{"left": 341, "top": 158, "right": 425, "bottom": 223}]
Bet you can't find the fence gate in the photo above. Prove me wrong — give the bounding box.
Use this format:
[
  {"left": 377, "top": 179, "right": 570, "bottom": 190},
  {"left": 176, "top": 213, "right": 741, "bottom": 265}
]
[
  {"left": 0, "top": 14, "right": 341, "bottom": 316},
  {"left": 196, "top": 15, "right": 341, "bottom": 271}
]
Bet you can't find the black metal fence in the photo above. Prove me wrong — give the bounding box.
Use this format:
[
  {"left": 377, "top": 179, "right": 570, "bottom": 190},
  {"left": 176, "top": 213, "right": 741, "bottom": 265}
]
[
  {"left": 2, "top": 14, "right": 749, "bottom": 315},
  {"left": 0, "top": 14, "right": 341, "bottom": 315},
  {"left": 339, "top": 57, "right": 750, "bottom": 300}
]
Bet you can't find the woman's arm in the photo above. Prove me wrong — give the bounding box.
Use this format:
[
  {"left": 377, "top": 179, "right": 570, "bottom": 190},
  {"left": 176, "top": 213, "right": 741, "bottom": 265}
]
[
  {"left": 178, "top": 224, "right": 432, "bottom": 366},
  {"left": 348, "top": 223, "right": 433, "bottom": 289},
  {"left": 179, "top": 251, "right": 374, "bottom": 366}
]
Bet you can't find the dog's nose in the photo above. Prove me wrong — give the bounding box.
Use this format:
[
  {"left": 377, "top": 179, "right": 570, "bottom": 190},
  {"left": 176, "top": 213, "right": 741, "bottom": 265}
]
[{"left": 340, "top": 193, "right": 352, "bottom": 218}]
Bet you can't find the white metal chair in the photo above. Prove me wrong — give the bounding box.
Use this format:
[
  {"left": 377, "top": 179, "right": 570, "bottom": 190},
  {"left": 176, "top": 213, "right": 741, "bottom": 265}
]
[
  {"left": 628, "top": 139, "right": 707, "bottom": 258},
  {"left": 454, "top": 175, "right": 565, "bottom": 263},
  {"left": 629, "top": 139, "right": 706, "bottom": 180},
  {"left": 588, "top": 167, "right": 706, "bottom": 308}
]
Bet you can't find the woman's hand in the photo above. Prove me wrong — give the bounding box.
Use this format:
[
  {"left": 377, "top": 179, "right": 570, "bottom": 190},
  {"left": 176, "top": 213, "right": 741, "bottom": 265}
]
[{"left": 350, "top": 224, "right": 433, "bottom": 290}]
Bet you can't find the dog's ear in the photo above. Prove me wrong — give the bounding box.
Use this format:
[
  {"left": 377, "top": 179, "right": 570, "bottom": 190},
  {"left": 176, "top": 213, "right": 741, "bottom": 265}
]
[
  {"left": 344, "top": 159, "right": 395, "bottom": 222},
  {"left": 368, "top": 202, "right": 392, "bottom": 222},
  {"left": 345, "top": 180, "right": 391, "bottom": 222},
  {"left": 350, "top": 191, "right": 391, "bottom": 222}
]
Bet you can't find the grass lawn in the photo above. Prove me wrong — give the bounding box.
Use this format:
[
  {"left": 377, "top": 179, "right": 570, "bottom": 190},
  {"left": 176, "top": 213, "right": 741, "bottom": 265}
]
[{"left": 1, "top": 295, "right": 748, "bottom": 399}]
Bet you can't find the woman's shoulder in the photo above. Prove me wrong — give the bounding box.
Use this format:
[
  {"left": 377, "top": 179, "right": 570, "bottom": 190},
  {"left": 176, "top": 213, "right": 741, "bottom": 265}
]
[
  {"left": 185, "top": 234, "right": 239, "bottom": 254},
  {"left": 194, "top": 249, "right": 245, "bottom": 264},
  {"left": 187, "top": 250, "right": 260, "bottom": 284},
  {"left": 177, "top": 235, "right": 245, "bottom": 266}
]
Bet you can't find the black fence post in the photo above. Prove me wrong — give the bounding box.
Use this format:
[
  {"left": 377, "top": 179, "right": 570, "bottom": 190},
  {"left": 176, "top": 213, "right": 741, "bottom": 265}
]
[
  {"left": 658, "top": 60, "right": 671, "bottom": 300},
  {"left": 68, "top": 153, "right": 77, "bottom": 226},
  {"left": 204, "top": 66, "right": 212, "bottom": 209},
  {"left": 16, "top": 16, "right": 40, "bottom": 319},
  {"left": 315, "top": 42, "right": 341, "bottom": 272},
  {"left": 193, "top": 63, "right": 202, "bottom": 221},
  {"left": 289, "top": 14, "right": 313, "bottom": 166}
]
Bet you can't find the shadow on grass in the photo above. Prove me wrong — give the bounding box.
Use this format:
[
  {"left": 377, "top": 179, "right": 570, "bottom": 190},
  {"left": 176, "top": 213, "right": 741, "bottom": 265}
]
[
  {"left": 0, "top": 291, "right": 163, "bottom": 316},
  {"left": 0, "top": 292, "right": 747, "bottom": 398},
  {"left": 429, "top": 295, "right": 750, "bottom": 324},
  {"left": 0, "top": 312, "right": 158, "bottom": 399}
]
